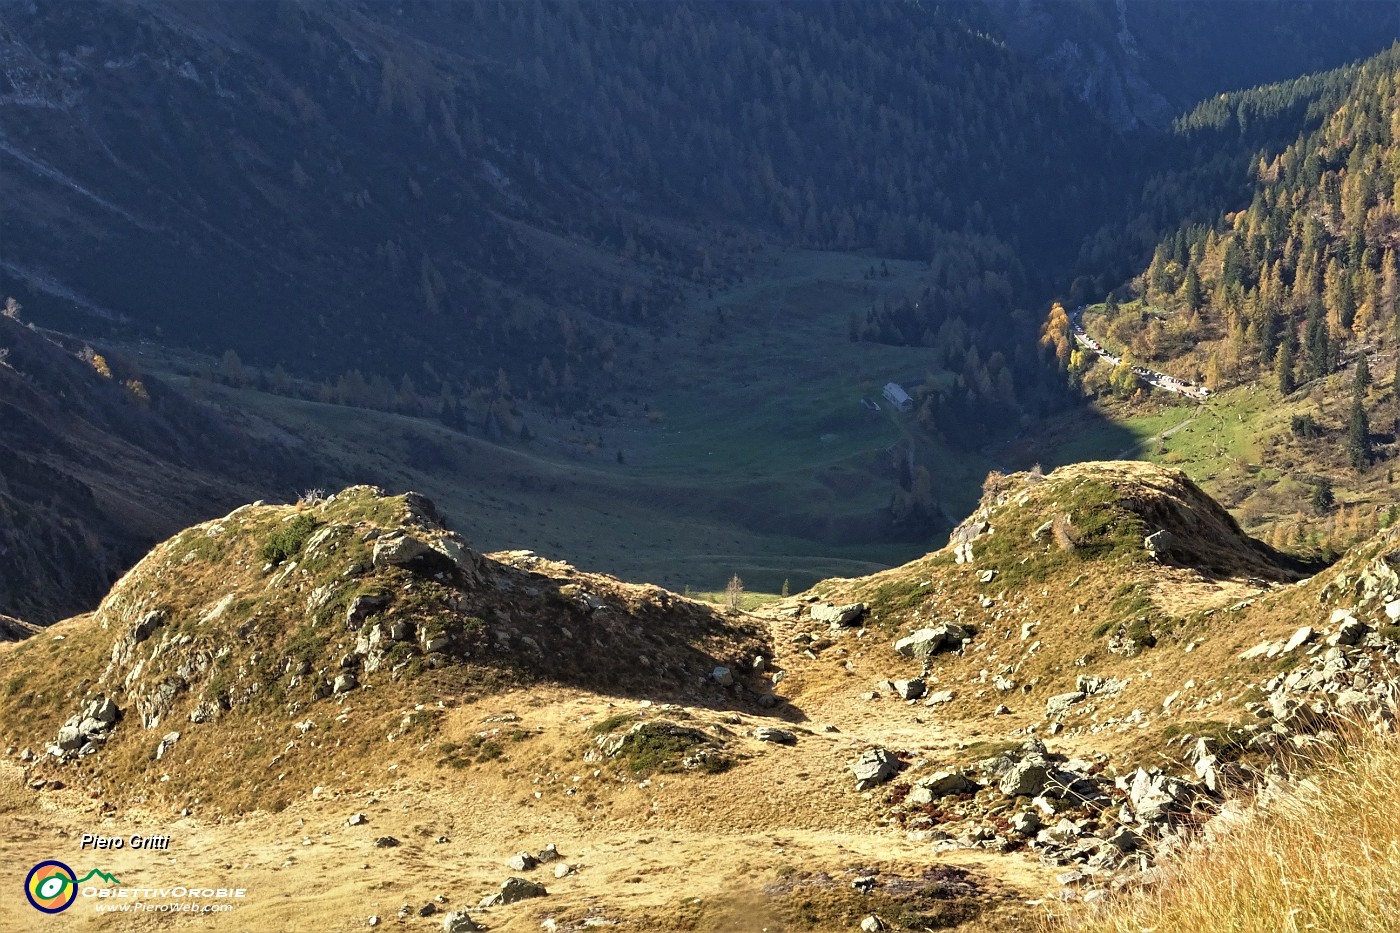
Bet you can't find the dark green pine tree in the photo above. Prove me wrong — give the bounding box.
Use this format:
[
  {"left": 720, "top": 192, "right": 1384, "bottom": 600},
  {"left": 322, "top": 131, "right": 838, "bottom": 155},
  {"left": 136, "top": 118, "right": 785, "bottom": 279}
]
[
  {"left": 1347, "top": 355, "right": 1372, "bottom": 470},
  {"left": 1303, "top": 299, "right": 1329, "bottom": 381},
  {"left": 1182, "top": 264, "right": 1203, "bottom": 312},
  {"left": 1276, "top": 339, "right": 1296, "bottom": 395},
  {"left": 1311, "top": 478, "right": 1335, "bottom": 513}
]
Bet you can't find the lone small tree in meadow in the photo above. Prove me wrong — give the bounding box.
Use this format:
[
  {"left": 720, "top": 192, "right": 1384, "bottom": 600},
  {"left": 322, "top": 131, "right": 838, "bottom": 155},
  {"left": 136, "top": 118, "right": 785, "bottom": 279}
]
[{"left": 724, "top": 574, "right": 744, "bottom": 612}]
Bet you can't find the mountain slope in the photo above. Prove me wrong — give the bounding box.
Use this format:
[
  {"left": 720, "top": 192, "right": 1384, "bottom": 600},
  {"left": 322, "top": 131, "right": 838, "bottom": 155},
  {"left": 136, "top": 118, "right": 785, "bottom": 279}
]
[
  {"left": 0, "top": 311, "right": 299, "bottom": 623},
  {"left": 0, "top": 0, "right": 1124, "bottom": 407},
  {"left": 976, "top": 0, "right": 1400, "bottom": 132}
]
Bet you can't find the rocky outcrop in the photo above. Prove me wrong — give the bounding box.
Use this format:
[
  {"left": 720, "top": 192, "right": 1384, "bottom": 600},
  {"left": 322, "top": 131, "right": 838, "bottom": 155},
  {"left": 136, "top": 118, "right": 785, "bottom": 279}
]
[{"left": 48, "top": 695, "right": 120, "bottom": 760}]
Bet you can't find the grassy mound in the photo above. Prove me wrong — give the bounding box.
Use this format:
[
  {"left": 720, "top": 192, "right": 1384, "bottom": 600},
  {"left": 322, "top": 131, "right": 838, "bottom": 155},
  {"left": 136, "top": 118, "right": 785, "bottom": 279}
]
[{"left": 0, "top": 486, "right": 770, "bottom": 810}]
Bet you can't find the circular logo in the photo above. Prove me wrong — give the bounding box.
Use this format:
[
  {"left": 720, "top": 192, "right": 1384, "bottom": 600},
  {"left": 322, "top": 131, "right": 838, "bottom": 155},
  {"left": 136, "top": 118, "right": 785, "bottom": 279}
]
[{"left": 25, "top": 860, "right": 77, "bottom": 913}]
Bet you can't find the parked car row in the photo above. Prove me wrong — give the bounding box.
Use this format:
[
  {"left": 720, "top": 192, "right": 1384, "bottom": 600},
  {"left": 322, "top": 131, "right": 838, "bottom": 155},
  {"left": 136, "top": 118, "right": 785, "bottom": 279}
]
[{"left": 1069, "top": 306, "right": 1211, "bottom": 399}]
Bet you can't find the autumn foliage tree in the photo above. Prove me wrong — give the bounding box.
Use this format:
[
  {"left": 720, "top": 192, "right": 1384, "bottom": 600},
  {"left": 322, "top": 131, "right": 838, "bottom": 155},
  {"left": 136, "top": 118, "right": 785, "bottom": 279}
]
[{"left": 1040, "top": 302, "right": 1073, "bottom": 368}]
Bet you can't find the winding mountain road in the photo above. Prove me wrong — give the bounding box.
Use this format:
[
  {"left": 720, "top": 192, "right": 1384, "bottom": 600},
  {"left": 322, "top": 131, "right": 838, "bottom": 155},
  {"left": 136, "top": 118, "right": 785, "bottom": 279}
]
[{"left": 1070, "top": 306, "right": 1210, "bottom": 400}]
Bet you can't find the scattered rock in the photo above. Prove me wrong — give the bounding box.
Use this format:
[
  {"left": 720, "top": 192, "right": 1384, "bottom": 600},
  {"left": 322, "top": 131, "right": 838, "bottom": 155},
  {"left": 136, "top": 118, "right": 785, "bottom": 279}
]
[
  {"left": 712, "top": 667, "right": 735, "bottom": 687},
  {"left": 892, "top": 678, "right": 926, "bottom": 700},
  {"left": 1044, "top": 692, "right": 1085, "bottom": 718},
  {"left": 374, "top": 836, "right": 400, "bottom": 848},
  {"left": 347, "top": 813, "right": 367, "bottom": 826},
  {"left": 811, "top": 602, "right": 865, "bottom": 626},
  {"left": 850, "top": 748, "right": 901, "bottom": 790},
  {"left": 754, "top": 727, "right": 797, "bottom": 745},
  {"left": 506, "top": 852, "right": 538, "bottom": 871},
  {"left": 497, "top": 877, "right": 548, "bottom": 904},
  {"left": 441, "top": 911, "right": 480, "bottom": 933}
]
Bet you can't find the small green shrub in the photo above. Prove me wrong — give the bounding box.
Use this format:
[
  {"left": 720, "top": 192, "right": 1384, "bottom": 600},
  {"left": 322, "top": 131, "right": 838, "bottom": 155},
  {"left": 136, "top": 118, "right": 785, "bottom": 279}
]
[
  {"left": 258, "top": 514, "right": 319, "bottom": 565},
  {"left": 590, "top": 712, "right": 640, "bottom": 735}
]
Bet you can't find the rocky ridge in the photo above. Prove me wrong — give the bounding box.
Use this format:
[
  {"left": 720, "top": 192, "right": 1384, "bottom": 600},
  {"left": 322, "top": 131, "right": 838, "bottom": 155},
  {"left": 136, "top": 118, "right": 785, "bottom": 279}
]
[{"left": 750, "top": 461, "right": 1395, "bottom": 905}]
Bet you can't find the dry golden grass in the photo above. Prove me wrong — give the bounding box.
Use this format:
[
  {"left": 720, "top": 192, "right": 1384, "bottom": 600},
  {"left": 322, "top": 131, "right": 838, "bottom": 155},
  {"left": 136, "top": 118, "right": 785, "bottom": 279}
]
[{"left": 1052, "top": 717, "right": 1400, "bottom": 933}]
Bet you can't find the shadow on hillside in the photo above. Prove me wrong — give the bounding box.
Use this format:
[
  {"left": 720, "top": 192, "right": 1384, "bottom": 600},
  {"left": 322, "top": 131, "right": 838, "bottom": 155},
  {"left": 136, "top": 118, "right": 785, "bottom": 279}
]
[{"left": 461, "top": 554, "right": 811, "bottom": 724}]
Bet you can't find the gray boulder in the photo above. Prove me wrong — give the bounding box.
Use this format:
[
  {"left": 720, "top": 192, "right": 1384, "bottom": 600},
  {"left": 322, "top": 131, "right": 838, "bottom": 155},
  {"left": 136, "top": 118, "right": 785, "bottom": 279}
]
[
  {"left": 1044, "top": 692, "right": 1085, "bottom": 718},
  {"left": 909, "top": 771, "right": 976, "bottom": 803},
  {"left": 505, "top": 852, "right": 537, "bottom": 871},
  {"left": 811, "top": 602, "right": 866, "bottom": 626},
  {"left": 892, "top": 678, "right": 926, "bottom": 700},
  {"left": 441, "top": 911, "right": 480, "bottom": 932},
  {"left": 754, "top": 727, "right": 796, "bottom": 745},
  {"left": 894, "top": 623, "right": 969, "bottom": 658},
  {"left": 87, "top": 696, "right": 119, "bottom": 726},
  {"left": 155, "top": 732, "right": 181, "bottom": 761},
  {"left": 429, "top": 535, "right": 478, "bottom": 577},
  {"left": 1283, "top": 626, "right": 1315, "bottom": 654},
  {"left": 850, "top": 748, "right": 901, "bottom": 790},
  {"left": 999, "top": 758, "right": 1050, "bottom": 797},
  {"left": 346, "top": 593, "right": 390, "bottom": 630},
  {"left": 712, "top": 667, "right": 734, "bottom": 687},
  {"left": 498, "top": 877, "right": 547, "bottom": 904},
  {"left": 1008, "top": 810, "right": 1041, "bottom": 836},
  {"left": 1128, "top": 769, "right": 1188, "bottom": 824},
  {"left": 372, "top": 534, "right": 434, "bottom": 569},
  {"left": 1328, "top": 618, "right": 1370, "bottom": 647}
]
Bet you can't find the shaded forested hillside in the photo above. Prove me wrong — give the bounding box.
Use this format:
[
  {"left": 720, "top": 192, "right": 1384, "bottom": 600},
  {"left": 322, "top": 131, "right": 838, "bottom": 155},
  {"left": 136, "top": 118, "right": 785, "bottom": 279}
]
[{"left": 1, "top": 0, "right": 1131, "bottom": 417}]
